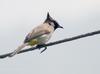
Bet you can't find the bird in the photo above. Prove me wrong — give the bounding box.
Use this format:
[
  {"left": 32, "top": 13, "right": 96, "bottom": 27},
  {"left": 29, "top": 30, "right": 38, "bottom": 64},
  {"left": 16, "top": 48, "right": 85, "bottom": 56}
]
[{"left": 9, "top": 12, "right": 63, "bottom": 57}]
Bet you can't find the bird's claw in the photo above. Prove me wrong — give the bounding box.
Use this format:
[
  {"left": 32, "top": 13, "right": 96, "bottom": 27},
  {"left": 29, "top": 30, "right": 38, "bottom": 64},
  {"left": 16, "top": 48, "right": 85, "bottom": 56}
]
[
  {"left": 36, "top": 45, "right": 47, "bottom": 53},
  {"left": 36, "top": 45, "right": 43, "bottom": 50}
]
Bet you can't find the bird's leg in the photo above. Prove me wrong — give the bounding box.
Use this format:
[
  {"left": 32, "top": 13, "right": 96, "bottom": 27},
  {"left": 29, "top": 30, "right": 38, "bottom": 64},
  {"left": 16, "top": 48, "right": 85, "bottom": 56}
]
[
  {"left": 40, "top": 46, "right": 47, "bottom": 53},
  {"left": 36, "top": 44, "right": 47, "bottom": 53}
]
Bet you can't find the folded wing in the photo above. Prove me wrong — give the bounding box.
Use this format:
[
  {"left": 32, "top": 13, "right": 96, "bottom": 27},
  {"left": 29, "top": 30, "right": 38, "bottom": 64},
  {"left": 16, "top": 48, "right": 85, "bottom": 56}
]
[{"left": 24, "top": 24, "right": 51, "bottom": 43}]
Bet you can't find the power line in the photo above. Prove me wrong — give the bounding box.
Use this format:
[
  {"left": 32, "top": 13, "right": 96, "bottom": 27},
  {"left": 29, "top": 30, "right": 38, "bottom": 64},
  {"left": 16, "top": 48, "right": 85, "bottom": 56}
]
[{"left": 0, "top": 30, "right": 100, "bottom": 59}]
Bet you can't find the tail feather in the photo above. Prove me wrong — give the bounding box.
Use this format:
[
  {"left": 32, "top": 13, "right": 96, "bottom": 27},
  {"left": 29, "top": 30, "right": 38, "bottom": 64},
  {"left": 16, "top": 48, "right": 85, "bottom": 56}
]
[{"left": 9, "top": 43, "right": 28, "bottom": 57}]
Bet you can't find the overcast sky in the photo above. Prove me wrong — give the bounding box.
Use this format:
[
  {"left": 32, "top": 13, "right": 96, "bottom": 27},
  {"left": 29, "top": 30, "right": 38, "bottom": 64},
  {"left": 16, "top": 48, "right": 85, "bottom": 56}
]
[{"left": 0, "top": 0, "right": 100, "bottom": 74}]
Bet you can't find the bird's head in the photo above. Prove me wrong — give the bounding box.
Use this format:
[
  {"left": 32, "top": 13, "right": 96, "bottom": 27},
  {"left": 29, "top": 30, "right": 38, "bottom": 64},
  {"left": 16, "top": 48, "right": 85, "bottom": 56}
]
[{"left": 44, "top": 12, "right": 63, "bottom": 30}]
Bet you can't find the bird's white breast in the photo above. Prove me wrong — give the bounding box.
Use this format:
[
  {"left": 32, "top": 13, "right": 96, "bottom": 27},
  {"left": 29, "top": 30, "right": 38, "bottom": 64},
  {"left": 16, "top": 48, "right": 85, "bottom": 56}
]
[{"left": 36, "top": 32, "right": 52, "bottom": 45}]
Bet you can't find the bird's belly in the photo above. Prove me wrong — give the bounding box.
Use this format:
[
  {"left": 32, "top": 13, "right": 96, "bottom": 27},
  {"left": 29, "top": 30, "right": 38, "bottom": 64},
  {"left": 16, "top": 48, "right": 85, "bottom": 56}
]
[
  {"left": 36, "top": 34, "right": 51, "bottom": 45},
  {"left": 28, "top": 34, "right": 52, "bottom": 46}
]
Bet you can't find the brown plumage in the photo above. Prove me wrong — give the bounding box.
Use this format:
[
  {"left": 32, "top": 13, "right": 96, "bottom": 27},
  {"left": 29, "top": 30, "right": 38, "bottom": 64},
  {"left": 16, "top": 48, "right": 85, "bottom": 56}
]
[{"left": 24, "top": 23, "right": 54, "bottom": 43}]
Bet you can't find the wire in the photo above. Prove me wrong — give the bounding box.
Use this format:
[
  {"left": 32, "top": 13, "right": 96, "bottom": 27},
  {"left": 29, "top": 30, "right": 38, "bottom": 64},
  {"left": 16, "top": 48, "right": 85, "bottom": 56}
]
[{"left": 0, "top": 30, "right": 100, "bottom": 59}]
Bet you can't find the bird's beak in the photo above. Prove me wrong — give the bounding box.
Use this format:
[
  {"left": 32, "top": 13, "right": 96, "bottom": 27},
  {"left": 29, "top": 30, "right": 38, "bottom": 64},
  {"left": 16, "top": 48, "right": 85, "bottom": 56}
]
[{"left": 58, "top": 25, "right": 63, "bottom": 29}]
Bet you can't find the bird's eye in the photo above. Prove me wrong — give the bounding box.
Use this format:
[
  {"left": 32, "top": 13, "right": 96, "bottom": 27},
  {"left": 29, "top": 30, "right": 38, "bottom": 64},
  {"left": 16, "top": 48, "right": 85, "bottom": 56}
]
[{"left": 50, "top": 22, "right": 55, "bottom": 27}]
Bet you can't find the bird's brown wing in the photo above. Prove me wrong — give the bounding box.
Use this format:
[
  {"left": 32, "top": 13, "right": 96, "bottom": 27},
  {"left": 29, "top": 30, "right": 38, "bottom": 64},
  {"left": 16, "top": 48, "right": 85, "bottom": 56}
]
[{"left": 24, "top": 24, "right": 51, "bottom": 43}]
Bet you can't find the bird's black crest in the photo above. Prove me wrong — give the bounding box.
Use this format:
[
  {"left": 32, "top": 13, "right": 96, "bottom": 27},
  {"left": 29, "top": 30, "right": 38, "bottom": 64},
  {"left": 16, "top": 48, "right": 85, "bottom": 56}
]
[
  {"left": 44, "top": 12, "right": 53, "bottom": 22},
  {"left": 44, "top": 12, "right": 63, "bottom": 30}
]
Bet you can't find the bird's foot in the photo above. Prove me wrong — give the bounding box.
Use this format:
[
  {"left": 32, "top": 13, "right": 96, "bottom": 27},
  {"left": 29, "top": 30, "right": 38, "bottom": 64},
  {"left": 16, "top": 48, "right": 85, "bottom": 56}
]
[
  {"left": 36, "top": 45, "right": 43, "bottom": 50},
  {"left": 36, "top": 45, "right": 47, "bottom": 53}
]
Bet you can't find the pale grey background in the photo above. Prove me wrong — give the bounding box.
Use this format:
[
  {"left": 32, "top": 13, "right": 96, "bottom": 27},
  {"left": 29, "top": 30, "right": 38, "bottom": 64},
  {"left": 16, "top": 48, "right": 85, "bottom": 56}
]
[{"left": 0, "top": 0, "right": 100, "bottom": 74}]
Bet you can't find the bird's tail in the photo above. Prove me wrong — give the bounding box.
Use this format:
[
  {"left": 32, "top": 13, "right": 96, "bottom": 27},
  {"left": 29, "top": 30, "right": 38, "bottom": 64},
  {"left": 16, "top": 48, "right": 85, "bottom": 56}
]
[{"left": 9, "top": 43, "right": 28, "bottom": 57}]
